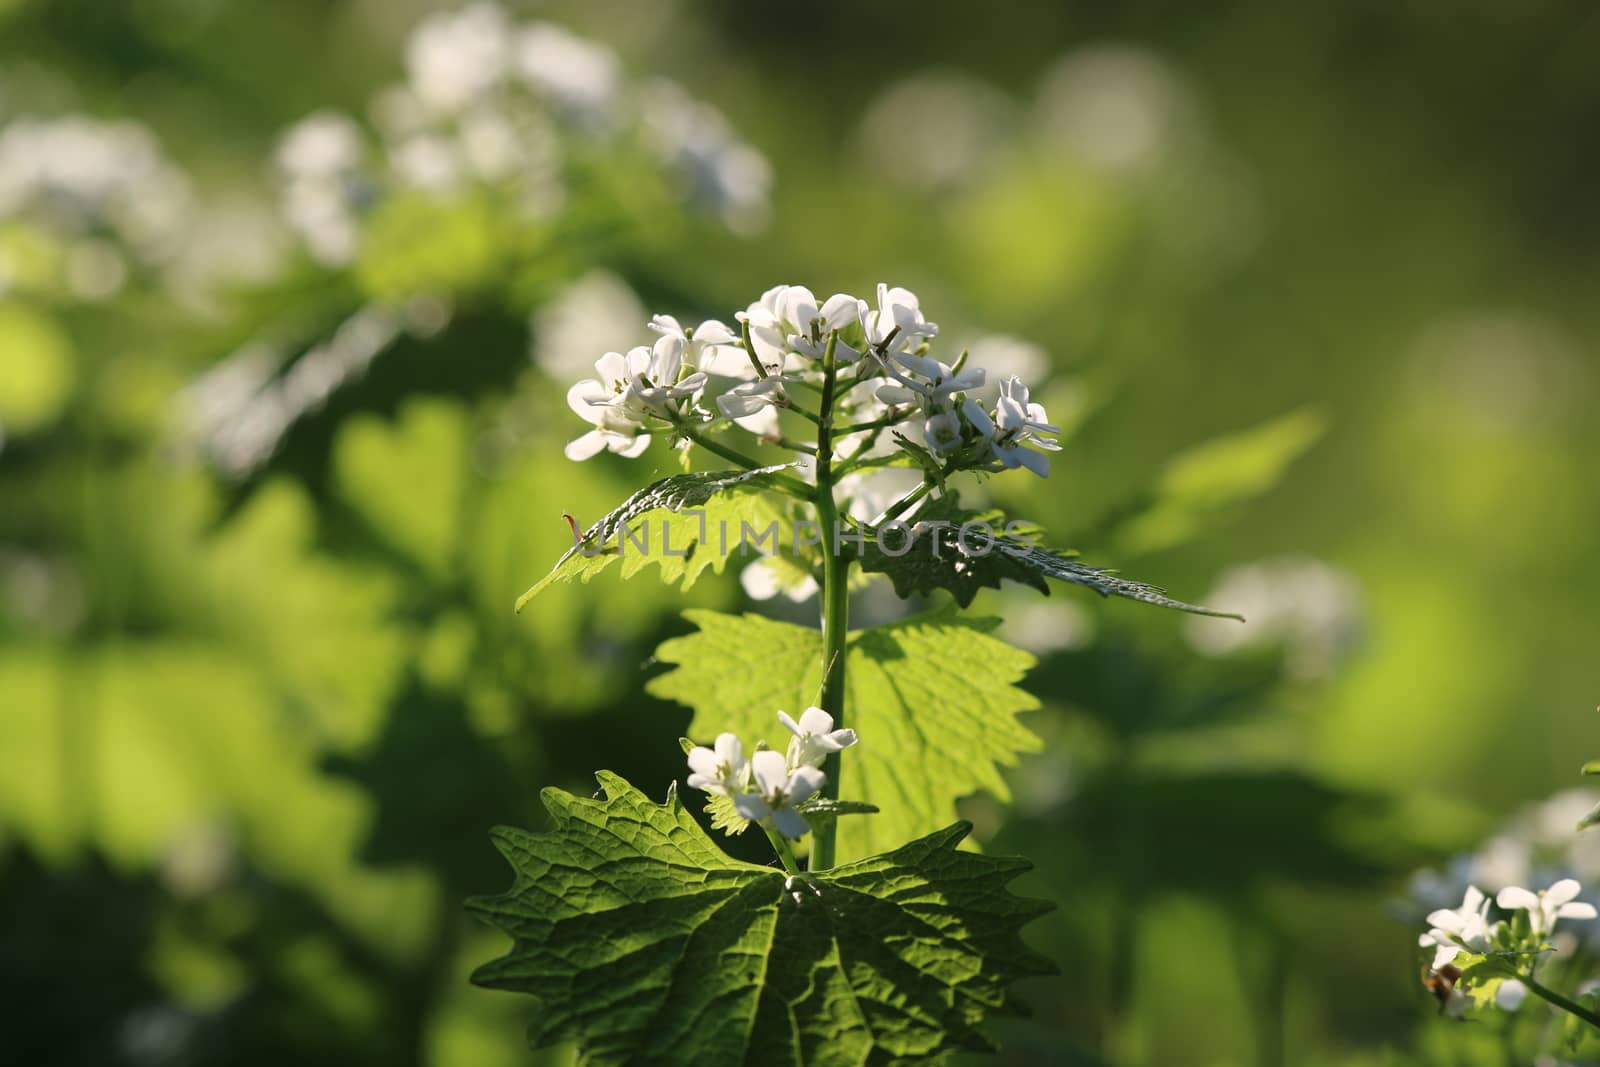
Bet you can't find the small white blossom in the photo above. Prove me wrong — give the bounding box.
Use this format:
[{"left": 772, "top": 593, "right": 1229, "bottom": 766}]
[
  {"left": 1418, "top": 885, "right": 1495, "bottom": 971},
  {"left": 733, "top": 750, "right": 825, "bottom": 839},
  {"left": 685, "top": 733, "right": 749, "bottom": 796},
  {"left": 647, "top": 314, "right": 741, "bottom": 374},
  {"left": 1497, "top": 878, "right": 1598, "bottom": 937},
  {"left": 986, "top": 375, "right": 1062, "bottom": 477},
  {"left": 863, "top": 283, "right": 938, "bottom": 352},
  {"left": 778, "top": 706, "right": 858, "bottom": 771},
  {"left": 564, "top": 348, "right": 655, "bottom": 460}
]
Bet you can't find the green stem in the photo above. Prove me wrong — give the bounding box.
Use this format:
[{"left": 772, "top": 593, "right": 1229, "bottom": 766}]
[
  {"left": 761, "top": 823, "right": 802, "bottom": 876},
  {"left": 833, "top": 413, "right": 905, "bottom": 436},
  {"left": 1520, "top": 973, "right": 1600, "bottom": 1030},
  {"left": 673, "top": 423, "right": 812, "bottom": 498},
  {"left": 872, "top": 480, "right": 932, "bottom": 526},
  {"left": 740, "top": 320, "right": 768, "bottom": 380},
  {"left": 810, "top": 331, "right": 849, "bottom": 873}
]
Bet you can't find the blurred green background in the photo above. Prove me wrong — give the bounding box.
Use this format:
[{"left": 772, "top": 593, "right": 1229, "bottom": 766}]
[{"left": 3, "top": 1, "right": 1599, "bottom": 1064}]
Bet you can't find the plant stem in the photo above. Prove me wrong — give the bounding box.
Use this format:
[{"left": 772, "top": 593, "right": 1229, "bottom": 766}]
[
  {"left": 810, "top": 331, "right": 849, "bottom": 873},
  {"left": 871, "top": 480, "right": 932, "bottom": 526},
  {"left": 761, "top": 824, "right": 802, "bottom": 875},
  {"left": 673, "top": 423, "right": 812, "bottom": 498},
  {"left": 1520, "top": 974, "right": 1600, "bottom": 1030}
]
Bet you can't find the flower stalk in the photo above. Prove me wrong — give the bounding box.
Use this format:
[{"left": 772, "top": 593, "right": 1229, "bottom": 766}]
[{"left": 811, "top": 329, "right": 849, "bottom": 872}]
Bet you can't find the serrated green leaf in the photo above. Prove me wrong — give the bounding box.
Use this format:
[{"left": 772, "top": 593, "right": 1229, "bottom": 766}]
[
  {"left": 856, "top": 495, "right": 1240, "bottom": 618},
  {"left": 514, "top": 466, "right": 794, "bottom": 611},
  {"left": 647, "top": 608, "right": 1043, "bottom": 859},
  {"left": 469, "top": 772, "right": 1054, "bottom": 1066}
]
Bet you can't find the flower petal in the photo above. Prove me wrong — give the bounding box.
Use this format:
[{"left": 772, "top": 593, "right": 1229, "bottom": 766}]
[
  {"left": 1497, "top": 886, "right": 1540, "bottom": 911},
  {"left": 563, "top": 430, "right": 608, "bottom": 461},
  {"left": 776, "top": 710, "right": 803, "bottom": 738},
  {"left": 1546, "top": 879, "right": 1583, "bottom": 908},
  {"left": 750, "top": 750, "right": 788, "bottom": 796},
  {"left": 797, "top": 706, "right": 834, "bottom": 735},
  {"left": 1558, "top": 902, "right": 1598, "bottom": 920},
  {"left": 787, "top": 766, "right": 825, "bottom": 806},
  {"left": 772, "top": 807, "right": 811, "bottom": 840}
]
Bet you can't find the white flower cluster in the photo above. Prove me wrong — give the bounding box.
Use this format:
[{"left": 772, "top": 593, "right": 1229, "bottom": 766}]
[
  {"left": 684, "top": 707, "right": 857, "bottom": 840},
  {"left": 1419, "top": 879, "right": 1597, "bottom": 1017},
  {"left": 0, "top": 114, "right": 191, "bottom": 299},
  {"left": 274, "top": 2, "right": 769, "bottom": 267},
  {"left": 565, "top": 282, "right": 1063, "bottom": 478}
]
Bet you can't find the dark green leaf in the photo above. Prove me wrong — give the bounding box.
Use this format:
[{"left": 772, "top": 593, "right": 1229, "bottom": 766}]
[{"left": 469, "top": 772, "right": 1055, "bottom": 1066}]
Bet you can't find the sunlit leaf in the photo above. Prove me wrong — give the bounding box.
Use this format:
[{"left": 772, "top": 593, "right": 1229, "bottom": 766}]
[
  {"left": 470, "top": 772, "right": 1054, "bottom": 1066},
  {"left": 647, "top": 607, "right": 1042, "bottom": 859},
  {"left": 514, "top": 466, "right": 794, "bottom": 611}
]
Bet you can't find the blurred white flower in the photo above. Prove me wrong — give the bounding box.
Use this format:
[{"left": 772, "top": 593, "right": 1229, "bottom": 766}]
[
  {"left": 778, "top": 706, "right": 858, "bottom": 771},
  {"left": 855, "top": 72, "right": 1015, "bottom": 190},
  {"left": 1034, "top": 44, "right": 1196, "bottom": 173},
  {"left": 277, "top": 111, "right": 364, "bottom": 179},
  {"left": 533, "top": 271, "right": 647, "bottom": 380},
  {"left": 733, "top": 750, "right": 825, "bottom": 840},
  {"left": 1419, "top": 885, "right": 1495, "bottom": 971},
  {"left": 1495, "top": 979, "right": 1528, "bottom": 1011},
  {"left": 514, "top": 22, "right": 621, "bottom": 127},
  {"left": 0, "top": 114, "right": 191, "bottom": 274},
  {"left": 739, "top": 559, "right": 818, "bottom": 603},
  {"left": 1184, "top": 556, "right": 1363, "bottom": 679},
  {"left": 1497, "top": 878, "right": 1598, "bottom": 937},
  {"left": 389, "top": 134, "right": 464, "bottom": 191},
  {"left": 405, "top": 2, "right": 511, "bottom": 116},
  {"left": 640, "top": 79, "right": 770, "bottom": 234}
]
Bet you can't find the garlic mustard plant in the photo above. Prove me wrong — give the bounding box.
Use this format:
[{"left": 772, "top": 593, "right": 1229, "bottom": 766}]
[{"left": 474, "top": 279, "right": 1246, "bottom": 1065}]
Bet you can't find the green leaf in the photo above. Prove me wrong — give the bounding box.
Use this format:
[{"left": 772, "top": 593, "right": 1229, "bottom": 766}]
[
  {"left": 1104, "top": 408, "right": 1325, "bottom": 556},
  {"left": 856, "top": 495, "right": 1241, "bottom": 618},
  {"left": 514, "top": 466, "right": 794, "bottom": 611},
  {"left": 469, "top": 772, "right": 1054, "bottom": 1066},
  {"left": 647, "top": 608, "right": 1043, "bottom": 859}
]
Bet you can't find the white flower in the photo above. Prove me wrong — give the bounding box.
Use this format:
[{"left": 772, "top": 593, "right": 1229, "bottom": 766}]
[
  {"left": 778, "top": 706, "right": 858, "bottom": 771},
  {"left": 623, "top": 334, "right": 708, "bottom": 417},
  {"left": 647, "top": 314, "right": 741, "bottom": 374},
  {"left": 686, "top": 733, "right": 749, "bottom": 796},
  {"left": 404, "top": 2, "right": 510, "bottom": 116},
  {"left": 863, "top": 283, "right": 938, "bottom": 352},
  {"left": 733, "top": 750, "right": 825, "bottom": 839},
  {"left": 564, "top": 348, "right": 654, "bottom": 460},
  {"left": 923, "top": 408, "right": 965, "bottom": 454},
  {"left": 1497, "top": 878, "right": 1598, "bottom": 937},
  {"left": 716, "top": 377, "right": 788, "bottom": 419},
  {"left": 877, "top": 352, "right": 985, "bottom": 405},
  {"left": 1419, "top": 885, "right": 1495, "bottom": 971},
  {"left": 737, "top": 285, "right": 862, "bottom": 368},
  {"left": 987, "top": 375, "right": 1061, "bottom": 477}
]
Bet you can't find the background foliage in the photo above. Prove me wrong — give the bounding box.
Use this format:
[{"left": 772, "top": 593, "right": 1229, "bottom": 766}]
[{"left": 3, "top": 1, "right": 1599, "bottom": 1064}]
